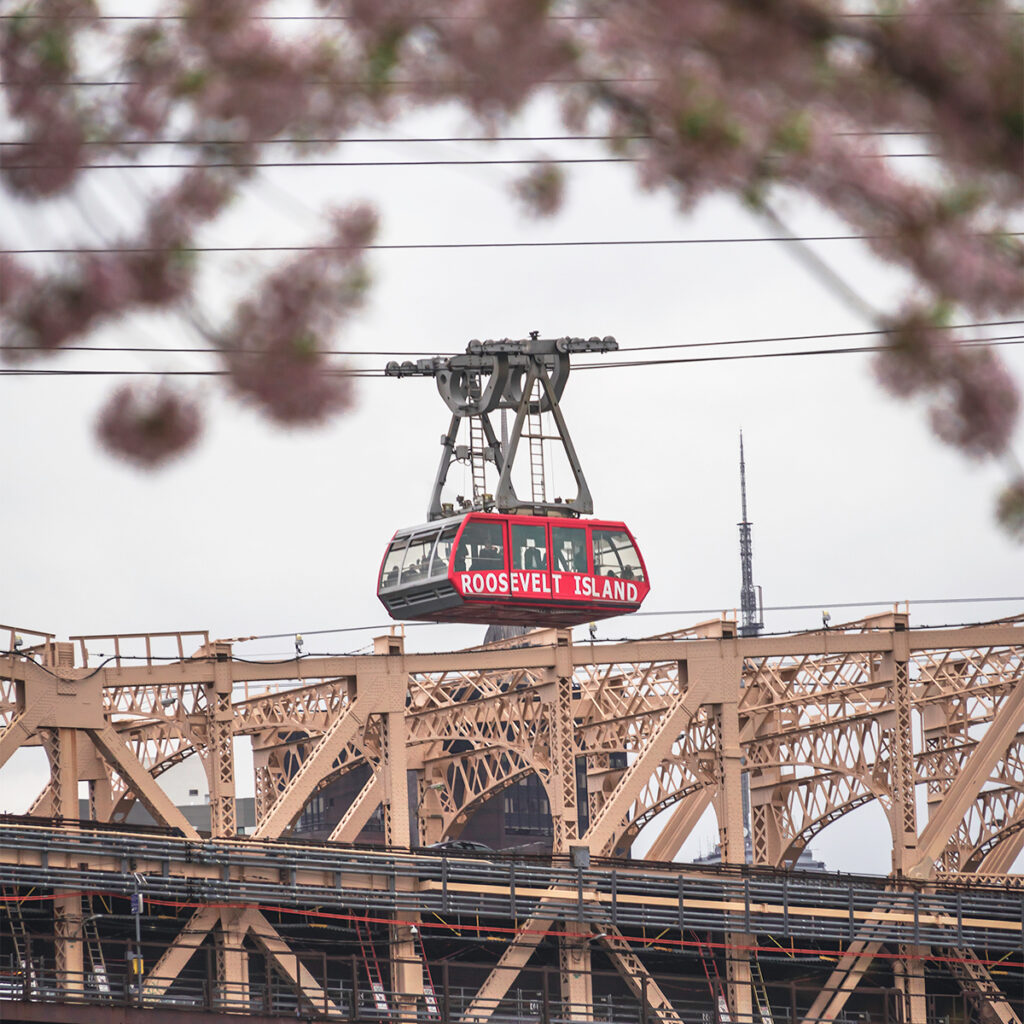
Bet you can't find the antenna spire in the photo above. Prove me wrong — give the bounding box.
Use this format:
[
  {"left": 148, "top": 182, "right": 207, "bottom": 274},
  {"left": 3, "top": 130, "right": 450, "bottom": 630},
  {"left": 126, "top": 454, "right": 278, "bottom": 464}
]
[
  {"left": 738, "top": 431, "right": 763, "bottom": 637},
  {"left": 740, "top": 430, "right": 749, "bottom": 524}
]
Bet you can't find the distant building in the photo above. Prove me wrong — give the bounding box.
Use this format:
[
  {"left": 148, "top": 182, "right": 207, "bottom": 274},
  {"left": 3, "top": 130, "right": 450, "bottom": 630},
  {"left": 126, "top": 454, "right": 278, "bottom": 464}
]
[
  {"left": 79, "top": 795, "right": 258, "bottom": 834},
  {"left": 691, "top": 840, "right": 827, "bottom": 871}
]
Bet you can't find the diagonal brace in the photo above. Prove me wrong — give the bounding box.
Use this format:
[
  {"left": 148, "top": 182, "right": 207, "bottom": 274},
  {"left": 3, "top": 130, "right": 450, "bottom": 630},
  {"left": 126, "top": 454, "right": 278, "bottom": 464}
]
[
  {"left": 329, "top": 771, "right": 383, "bottom": 842},
  {"left": 0, "top": 704, "right": 48, "bottom": 772},
  {"left": 88, "top": 724, "right": 199, "bottom": 839},
  {"left": 254, "top": 698, "right": 363, "bottom": 840},
  {"left": 909, "top": 679, "right": 1024, "bottom": 879},
  {"left": 243, "top": 908, "right": 340, "bottom": 1016},
  {"left": 460, "top": 908, "right": 557, "bottom": 1022},
  {"left": 142, "top": 906, "right": 220, "bottom": 998},
  {"left": 586, "top": 670, "right": 720, "bottom": 856},
  {"left": 601, "top": 925, "right": 686, "bottom": 1024}
]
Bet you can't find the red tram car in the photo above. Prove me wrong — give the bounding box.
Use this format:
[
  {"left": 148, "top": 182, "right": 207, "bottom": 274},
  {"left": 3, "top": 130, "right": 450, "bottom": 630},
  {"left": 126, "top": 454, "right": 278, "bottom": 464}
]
[{"left": 377, "top": 512, "right": 650, "bottom": 627}]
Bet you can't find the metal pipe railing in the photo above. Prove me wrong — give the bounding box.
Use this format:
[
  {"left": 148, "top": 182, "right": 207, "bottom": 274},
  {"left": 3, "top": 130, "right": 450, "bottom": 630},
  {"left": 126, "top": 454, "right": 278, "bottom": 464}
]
[
  {"left": 0, "top": 954, "right": 1007, "bottom": 1024},
  {"left": 1, "top": 823, "right": 1020, "bottom": 953}
]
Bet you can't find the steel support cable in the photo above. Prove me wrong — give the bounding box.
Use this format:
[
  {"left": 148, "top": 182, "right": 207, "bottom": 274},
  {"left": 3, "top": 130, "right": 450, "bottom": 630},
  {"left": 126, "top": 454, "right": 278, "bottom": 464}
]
[
  {"left": 0, "top": 153, "right": 942, "bottom": 169},
  {"left": 3, "top": 614, "right": 1022, "bottom": 669},
  {"left": 3, "top": 9, "right": 1016, "bottom": 18},
  {"left": 3, "top": 156, "right": 631, "bottom": 170},
  {"left": 2, "top": 318, "right": 1018, "bottom": 357},
  {"left": 0, "top": 131, "right": 938, "bottom": 147},
  {"left": 577, "top": 335, "right": 1024, "bottom": 370},
  {"left": 0, "top": 75, "right": 749, "bottom": 88},
  {"left": 6, "top": 598, "right": 1017, "bottom": 655},
  {"left": 6, "top": 231, "right": 1022, "bottom": 254},
  {"left": 2, "top": 336, "right": 1022, "bottom": 378},
  {"left": 631, "top": 597, "right": 1024, "bottom": 618}
]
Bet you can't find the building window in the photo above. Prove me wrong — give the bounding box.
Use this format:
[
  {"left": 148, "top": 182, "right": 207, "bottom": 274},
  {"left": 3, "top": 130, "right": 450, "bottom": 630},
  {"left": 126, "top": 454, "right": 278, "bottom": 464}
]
[
  {"left": 504, "top": 774, "right": 553, "bottom": 836},
  {"left": 296, "top": 794, "right": 325, "bottom": 833}
]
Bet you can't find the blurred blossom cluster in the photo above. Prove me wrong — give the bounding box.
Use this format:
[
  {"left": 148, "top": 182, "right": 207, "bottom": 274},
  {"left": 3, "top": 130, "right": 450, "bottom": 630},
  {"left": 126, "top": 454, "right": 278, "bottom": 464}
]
[
  {"left": 997, "top": 479, "right": 1024, "bottom": 541},
  {"left": 97, "top": 384, "right": 201, "bottom": 466},
  {"left": 0, "top": 0, "right": 1021, "bottom": 504},
  {"left": 222, "top": 205, "right": 376, "bottom": 424}
]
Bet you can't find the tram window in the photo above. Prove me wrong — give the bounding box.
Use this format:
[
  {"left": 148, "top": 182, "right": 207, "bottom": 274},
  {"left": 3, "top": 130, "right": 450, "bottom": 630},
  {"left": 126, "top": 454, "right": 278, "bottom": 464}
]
[
  {"left": 512, "top": 524, "right": 547, "bottom": 571},
  {"left": 380, "top": 538, "right": 408, "bottom": 590},
  {"left": 429, "top": 526, "right": 459, "bottom": 576},
  {"left": 552, "top": 526, "right": 588, "bottom": 574},
  {"left": 454, "top": 520, "right": 505, "bottom": 572},
  {"left": 592, "top": 530, "right": 645, "bottom": 581},
  {"left": 400, "top": 536, "right": 435, "bottom": 583}
]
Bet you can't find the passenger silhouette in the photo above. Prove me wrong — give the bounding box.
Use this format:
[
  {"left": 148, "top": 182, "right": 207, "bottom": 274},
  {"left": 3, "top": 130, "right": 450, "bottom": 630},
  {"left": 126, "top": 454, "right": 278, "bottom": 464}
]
[{"left": 524, "top": 539, "right": 544, "bottom": 570}]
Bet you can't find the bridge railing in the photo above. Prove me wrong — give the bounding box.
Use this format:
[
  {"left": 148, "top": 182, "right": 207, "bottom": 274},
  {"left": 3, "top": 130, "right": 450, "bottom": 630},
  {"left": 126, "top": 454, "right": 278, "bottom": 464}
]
[{"left": 0, "top": 950, "right": 1000, "bottom": 1024}]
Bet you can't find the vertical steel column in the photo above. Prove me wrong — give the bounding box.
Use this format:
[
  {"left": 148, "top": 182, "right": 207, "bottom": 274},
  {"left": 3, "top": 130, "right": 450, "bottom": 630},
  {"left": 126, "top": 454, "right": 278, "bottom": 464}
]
[
  {"left": 746, "top": 660, "right": 784, "bottom": 867},
  {"left": 390, "top": 927, "right": 423, "bottom": 1020},
  {"left": 215, "top": 907, "right": 250, "bottom": 1012},
  {"left": 370, "top": 635, "right": 421, "bottom": 1010},
  {"left": 202, "top": 641, "right": 246, "bottom": 1010},
  {"left": 886, "top": 631, "right": 918, "bottom": 874},
  {"left": 547, "top": 633, "right": 580, "bottom": 855},
  {"left": 382, "top": 705, "right": 411, "bottom": 849},
  {"left": 548, "top": 633, "right": 591, "bottom": 1019},
  {"left": 205, "top": 641, "right": 237, "bottom": 839},
  {"left": 893, "top": 946, "right": 927, "bottom": 1024},
  {"left": 558, "top": 936, "right": 594, "bottom": 1023},
  {"left": 50, "top": 726, "right": 84, "bottom": 995},
  {"left": 717, "top": 697, "right": 753, "bottom": 1023}
]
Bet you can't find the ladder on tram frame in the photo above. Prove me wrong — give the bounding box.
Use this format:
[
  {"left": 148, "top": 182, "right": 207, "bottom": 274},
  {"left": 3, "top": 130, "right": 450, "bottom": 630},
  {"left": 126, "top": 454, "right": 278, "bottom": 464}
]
[
  {"left": 750, "top": 955, "right": 774, "bottom": 1024},
  {"left": 467, "top": 372, "right": 488, "bottom": 504},
  {"left": 692, "top": 932, "right": 731, "bottom": 1024},
  {"left": 527, "top": 378, "right": 546, "bottom": 504},
  {"left": 354, "top": 920, "right": 391, "bottom": 1016},
  {"left": 469, "top": 419, "right": 488, "bottom": 505}
]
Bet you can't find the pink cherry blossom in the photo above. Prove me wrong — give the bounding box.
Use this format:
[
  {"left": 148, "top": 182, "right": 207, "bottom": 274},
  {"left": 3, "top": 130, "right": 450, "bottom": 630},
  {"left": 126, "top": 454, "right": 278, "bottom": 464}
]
[
  {"left": 511, "top": 164, "right": 565, "bottom": 217},
  {"left": 0, "top": 0, "right": 1020, "bottom": 494},
  {"left": 0, "top": 254, "right": 37, "bottom": 308},
  {"left": 996, "top": 480, "right": 1024, "bottom": 540},
  {"left": 220, "top": 205, "right": 375, "bottom": 423},
  {"left": 876, "top": 304, "right": 1021, "bottom": 458},
  {"left": 96, "top": 384, "right": 202, "bottom": 466},
  {"left": 929, "top": 349, "right": 1020, "bottom": 458}
]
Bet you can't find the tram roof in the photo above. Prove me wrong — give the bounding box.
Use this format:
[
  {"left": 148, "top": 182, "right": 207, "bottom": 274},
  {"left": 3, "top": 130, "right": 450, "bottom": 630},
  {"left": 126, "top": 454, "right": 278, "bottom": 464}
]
[
  {"left": 389, "top": 513, "right": 467, "bottom": 541},
  {"left": 390, "top": 510, "right": 634, "bottom": 543}
]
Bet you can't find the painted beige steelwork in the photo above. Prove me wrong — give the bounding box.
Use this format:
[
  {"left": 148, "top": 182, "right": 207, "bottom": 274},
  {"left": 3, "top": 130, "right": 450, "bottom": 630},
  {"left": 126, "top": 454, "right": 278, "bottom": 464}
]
[{"left": 1, "top": 612, "right": 1022, "bottom": 1023}]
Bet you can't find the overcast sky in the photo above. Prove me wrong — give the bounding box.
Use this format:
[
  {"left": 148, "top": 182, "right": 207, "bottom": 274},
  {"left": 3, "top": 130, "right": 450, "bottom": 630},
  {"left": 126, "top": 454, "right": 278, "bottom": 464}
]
[{"left": 2, "top": 90, "right": 1021, "bottom": 873}]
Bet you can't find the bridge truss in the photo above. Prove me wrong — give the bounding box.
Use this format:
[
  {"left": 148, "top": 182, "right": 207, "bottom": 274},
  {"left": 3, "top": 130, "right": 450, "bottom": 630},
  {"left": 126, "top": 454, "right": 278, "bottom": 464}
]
[{"left": 0, "top": 611, "right": 1022, "bottom": 1023}]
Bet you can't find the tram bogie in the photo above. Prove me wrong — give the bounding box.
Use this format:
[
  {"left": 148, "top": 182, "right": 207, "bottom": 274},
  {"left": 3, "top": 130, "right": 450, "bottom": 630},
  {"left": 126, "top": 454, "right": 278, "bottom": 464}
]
[{"left": 378, "top": 512, "right": 649, "bottom": 627}]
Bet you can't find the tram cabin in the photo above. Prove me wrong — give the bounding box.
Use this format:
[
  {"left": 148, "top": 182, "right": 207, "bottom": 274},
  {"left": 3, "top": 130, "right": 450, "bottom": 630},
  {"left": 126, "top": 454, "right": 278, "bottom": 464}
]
[{"left": 378, "top": 512, "right": 649, "bottom": 627}]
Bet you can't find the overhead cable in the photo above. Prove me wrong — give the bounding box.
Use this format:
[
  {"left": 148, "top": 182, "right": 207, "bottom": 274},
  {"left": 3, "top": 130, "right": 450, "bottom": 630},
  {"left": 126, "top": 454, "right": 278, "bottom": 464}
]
[
  {"left": 1, "top": 318, "right": 1016, "bottom": 358},
  {"left": 0, "top": 131, "right": 935, "bottom": 147},
  {"left": 3, "top": 335, "right": 1020, "bottom": 378},
  {"left": 0, "top": 154, "right": 938, "bottom": 170},
  {"left": 6, "top": 231, "right": 1021, "bottom": 256}
]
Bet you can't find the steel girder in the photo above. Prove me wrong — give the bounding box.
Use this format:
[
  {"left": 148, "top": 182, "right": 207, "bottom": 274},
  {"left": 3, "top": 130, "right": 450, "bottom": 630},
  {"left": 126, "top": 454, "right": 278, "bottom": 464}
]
[{"left": 2, "top": 615, "right": 1023, "bottom": 1022}]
